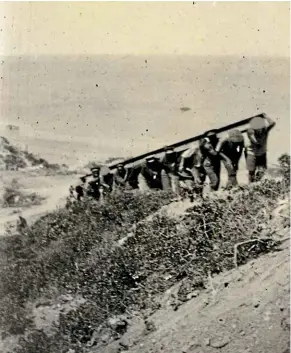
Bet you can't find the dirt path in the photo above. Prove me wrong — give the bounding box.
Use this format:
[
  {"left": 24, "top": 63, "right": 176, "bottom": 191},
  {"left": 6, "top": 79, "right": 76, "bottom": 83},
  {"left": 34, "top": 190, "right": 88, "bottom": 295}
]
[{"left": 0, "top": 175, "right": 75, "bottom": 235}]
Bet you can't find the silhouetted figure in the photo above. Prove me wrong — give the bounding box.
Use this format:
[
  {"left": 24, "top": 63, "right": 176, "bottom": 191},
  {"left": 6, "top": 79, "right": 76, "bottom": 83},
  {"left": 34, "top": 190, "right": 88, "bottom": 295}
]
[
  {"left": 216, "top": 129, "right": 245, "bottom": 188},
  {"left": 245, "top": 113, "right": 276, "bottom": 183},
  {"left": 17, "top": 216, "right": 28, "bottom": 232}
]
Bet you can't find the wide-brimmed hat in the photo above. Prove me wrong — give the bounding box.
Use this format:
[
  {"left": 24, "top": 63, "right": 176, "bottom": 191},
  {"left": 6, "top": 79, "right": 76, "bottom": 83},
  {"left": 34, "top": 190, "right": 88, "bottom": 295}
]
[
  {"left": 228, "top": 129, "right": 244, "bottom": 143},
  {"left": 145, "top": 156, "right": 158, "bottom": 162},
  {"left": 204, "top": 129, "right": 218, "bottom": 137},
  {"left": 250, "top": 116, "right": 266, "bottom": 130},
  {"left": 90, "top": 166, "right": 101, "bottom": 172},
  {"left": 163, "top": 146, "right": 174, "bottom": 153}
]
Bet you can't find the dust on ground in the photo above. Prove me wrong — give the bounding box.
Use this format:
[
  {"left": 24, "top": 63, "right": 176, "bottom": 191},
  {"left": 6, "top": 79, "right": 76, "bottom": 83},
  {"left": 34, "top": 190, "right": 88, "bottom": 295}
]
[{"left": 96, "top": 239, "right": 290, "bottom": 353}]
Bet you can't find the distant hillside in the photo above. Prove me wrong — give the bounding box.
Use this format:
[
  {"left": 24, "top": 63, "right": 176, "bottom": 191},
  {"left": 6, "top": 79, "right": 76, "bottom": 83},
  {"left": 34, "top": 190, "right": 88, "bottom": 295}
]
[{"left": 0, "top": 136, "right": 66, "bottom": 171}]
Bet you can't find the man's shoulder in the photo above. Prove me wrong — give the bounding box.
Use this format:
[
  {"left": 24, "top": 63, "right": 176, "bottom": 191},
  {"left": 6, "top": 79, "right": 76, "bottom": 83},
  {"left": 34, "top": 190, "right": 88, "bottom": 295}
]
[{"left": 181, "top": 146, "right": 198, "bottom": 158}]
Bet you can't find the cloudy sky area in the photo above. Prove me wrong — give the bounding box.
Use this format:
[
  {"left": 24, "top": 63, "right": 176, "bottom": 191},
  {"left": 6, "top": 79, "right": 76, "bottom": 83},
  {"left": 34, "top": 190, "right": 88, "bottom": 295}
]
[
  {"left": 0, "top": 2, "right": 289, "bottom": 165},
  {"left": 0, "top": 2, "right": 289, "bottom": 57}
]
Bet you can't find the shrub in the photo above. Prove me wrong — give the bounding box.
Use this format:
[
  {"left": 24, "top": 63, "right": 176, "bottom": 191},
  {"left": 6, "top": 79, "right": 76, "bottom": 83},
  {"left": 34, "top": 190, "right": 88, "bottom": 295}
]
[
  {"left": 278, "top": 153, "right": 290, "bottom": 184},
  {"left": 0, "top": 157, "right": 289, "bottom": 353}
]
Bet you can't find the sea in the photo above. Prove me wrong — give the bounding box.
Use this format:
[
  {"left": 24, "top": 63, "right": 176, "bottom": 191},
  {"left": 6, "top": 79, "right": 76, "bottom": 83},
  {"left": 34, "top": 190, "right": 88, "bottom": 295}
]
[{"left": 0, "top": 55, "right": 289, "bottom": 167}]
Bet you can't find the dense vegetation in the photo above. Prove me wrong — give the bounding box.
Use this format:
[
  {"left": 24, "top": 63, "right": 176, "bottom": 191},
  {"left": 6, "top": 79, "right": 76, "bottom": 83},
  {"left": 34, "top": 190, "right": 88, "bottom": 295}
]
[{"left": 0, "top": 156, "right": 289, "bottom": 353}]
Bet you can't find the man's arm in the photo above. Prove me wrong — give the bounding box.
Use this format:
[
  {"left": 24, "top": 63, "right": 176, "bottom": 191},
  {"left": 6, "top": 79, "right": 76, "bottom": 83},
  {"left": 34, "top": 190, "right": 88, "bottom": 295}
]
[
  {"left": 100, "top": 175, "right": 111, "bottom": 189},
  {"left": 262, "top": 113, "right": 276, "bottom": 132},
  {"left": 215, "top": 138, "right": 227, "bottom": 153},
  {"left": 247, "top": 128, "right": 258, "bottom": 144},
  {"left": 178, "top": 156, "right": 185, "bottom": 172},
  {"left": 178, "top": 148, "right": 193, "bottom": 171},
  {"left": 203, "top": 138, "right": 218, "bottom": 156},
  {"left": 114, "top": 173, "right": 126, "bottom": 185},
  {"left": 114, "top": 169, "right": 128, "bottom": 184},
  {"left": 236, "top": 142, "right": 244, "bottom": 160}
]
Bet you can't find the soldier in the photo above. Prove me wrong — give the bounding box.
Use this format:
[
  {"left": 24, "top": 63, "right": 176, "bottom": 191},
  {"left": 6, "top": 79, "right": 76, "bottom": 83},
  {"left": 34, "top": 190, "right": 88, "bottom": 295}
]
[
  {"left": 178, "top": 143, "right": 205, "bottom": 199},
  {"left": 178, "top": 130, "right": 221, "bottom": 197},
  {"left": 112, "top": 163, "right": 129, "bottom": 193},
  {"left": 17, "top": 215, "right": 28, "bottom": 233},
  {"left": 199, "top": 130, "right": 221, "bottom": 191},
  {"left": 75, "top": 176, "right": 87, "bottom": 201},
  {"left": 138, "top": 156, "right": 163, "bottom": 191},
  {"left": 86, "top": 166, "right": 111, "bottom": 201},
  {"left": 216, "top": 129, "right": 245, "bottom": 188},
  {"left": 245, "top": 113, "right": 276, "bottom": 183},
  {"left": 160, "top": 146, "right": 180, "bottom": 194}
]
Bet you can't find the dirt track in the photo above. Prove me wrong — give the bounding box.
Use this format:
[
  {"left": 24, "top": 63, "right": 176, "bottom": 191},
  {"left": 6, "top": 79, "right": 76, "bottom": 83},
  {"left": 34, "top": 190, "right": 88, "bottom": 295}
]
[{"left": 0, "top": 173, "right": 75, "bottom": 235}]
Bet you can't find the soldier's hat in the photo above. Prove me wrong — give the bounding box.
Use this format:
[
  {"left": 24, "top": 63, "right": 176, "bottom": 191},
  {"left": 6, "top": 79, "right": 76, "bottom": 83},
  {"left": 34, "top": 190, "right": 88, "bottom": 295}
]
[
  {"left": 163, "top": 146, "right": 174, "bottom": 153},
  {"left": 228, "top": 129, "right": 244, "bottom": 143},
  {"left": 145, "top": 155, "right": 157, "bottom": 162},
  {"left": 90, "top": 166, "right": 101, "bottom": 172},
  {"left": 204, "top": 129, "right": 218, "bottom": 138}
]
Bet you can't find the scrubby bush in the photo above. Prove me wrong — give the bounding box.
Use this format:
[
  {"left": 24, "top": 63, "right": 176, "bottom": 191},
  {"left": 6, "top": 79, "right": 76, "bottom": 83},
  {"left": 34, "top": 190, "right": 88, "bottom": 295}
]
[
  {"left": 0, "top": 156, "right": 289, "bottom": 353},
  {"left": 278, "top": 153, "right": 290, "bottom": 184},
  {"left": 4, "top": 153, "right": 27, "bottom": 169}
]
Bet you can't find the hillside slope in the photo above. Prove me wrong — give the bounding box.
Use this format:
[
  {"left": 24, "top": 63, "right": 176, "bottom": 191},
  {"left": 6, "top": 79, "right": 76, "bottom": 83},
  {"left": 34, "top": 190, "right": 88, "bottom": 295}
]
[
  {"left": 0, "top": 157, "right": 289, "bottom": 353},
  {"left": 0, "top": 136, "right": 63, "bottom": 170},
  {"left": 98, "top": 239, "right": 289, "bottom": 353}
]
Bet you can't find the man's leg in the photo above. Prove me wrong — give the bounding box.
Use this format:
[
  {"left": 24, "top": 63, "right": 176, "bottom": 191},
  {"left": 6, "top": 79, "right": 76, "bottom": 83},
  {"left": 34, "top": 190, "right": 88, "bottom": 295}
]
[
  {"left": 255, "top": 154, "right": 267, "bottom": 181},
  {"left": 75, "top": 186, "right": 83, "bottom": 201},
  {"left": 169, "top": 173, "right": 180, "bottom": 195},
  {"left": 204, "top": 161, "right": 220, "bottom": 191},
  {"left": 161, "top": 170, "right": 171, "bottom": 191},
  {"left": 222, "top": 159, "right": 237, "bottom": 189},
  {"left": 245, "top": 151, "right": 256, "bottom": 183},
  {"left": 178, "top": 176, "right": 194, "bottom": 200},
  {"left": 138, "top": 173, "right": 151, "bottom": 192},
  {"left": 184, "top": 179, "right": 195, "bottom": 201},
  {"left": 191, "top": 167, "right": 205, "bottom": 197}
]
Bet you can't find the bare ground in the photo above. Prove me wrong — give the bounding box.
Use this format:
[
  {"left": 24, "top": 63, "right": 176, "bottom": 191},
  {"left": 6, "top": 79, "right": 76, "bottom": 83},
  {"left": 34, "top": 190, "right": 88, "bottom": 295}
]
[{"left": 96, "top": 238, "right": 290, "bottom": 353}]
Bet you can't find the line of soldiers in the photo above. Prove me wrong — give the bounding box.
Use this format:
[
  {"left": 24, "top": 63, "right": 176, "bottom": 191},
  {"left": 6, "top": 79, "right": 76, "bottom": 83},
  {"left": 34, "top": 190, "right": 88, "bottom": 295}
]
[{"left": 70, "top": 114, "right": 276, "bottom": 202}]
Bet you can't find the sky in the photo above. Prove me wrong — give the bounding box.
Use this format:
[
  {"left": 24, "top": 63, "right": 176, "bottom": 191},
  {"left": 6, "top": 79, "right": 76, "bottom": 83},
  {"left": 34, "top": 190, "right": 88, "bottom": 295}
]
[
  {"left": 0, "top": 2, "right": 289, "bottom": 57},
  {"left": 0, "top": 2, "right": 289, "bottom": 166}
]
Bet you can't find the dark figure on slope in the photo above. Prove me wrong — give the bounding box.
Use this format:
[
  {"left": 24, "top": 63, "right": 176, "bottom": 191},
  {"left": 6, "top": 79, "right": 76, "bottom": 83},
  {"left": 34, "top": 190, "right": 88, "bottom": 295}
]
[
  {"left": 138, "top": 156, "right": 163, "bottom": 191},
  {"left": 17, "top": 216, "right": 28, "bottom": 233},
  {"left": 216, "top": 129, "right": 245, "bottom": 188},
  {"left": 160, "top": 146, "right": 180, "bottom": 195},
  {"left": 179, "top": 130, "right": 221, "bottom": 198},
  {"left": 112, "top": 163, "right": 130, "bottom": 193},
  {"left": 178, "top": 144, "right": 205, "bottom": 200},
  {"left": 75, "top": 176, "right": 87, "bottom": 201},
  {"left": 199, "top": 130, "right": 221, "bottom": 191},
  {"left": 86, "top": 166, "right": 111, "bottom": 201}
]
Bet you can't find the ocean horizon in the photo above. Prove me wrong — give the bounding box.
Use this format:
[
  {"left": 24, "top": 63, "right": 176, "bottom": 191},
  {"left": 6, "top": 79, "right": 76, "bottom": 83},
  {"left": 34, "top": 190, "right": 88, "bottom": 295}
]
[{"left": 0, "top": 54, "right": 289, "bottom": 166}]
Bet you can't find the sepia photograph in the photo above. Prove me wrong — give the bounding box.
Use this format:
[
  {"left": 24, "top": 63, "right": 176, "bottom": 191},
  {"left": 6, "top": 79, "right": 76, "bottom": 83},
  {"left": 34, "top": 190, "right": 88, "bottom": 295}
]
[{"left": 0, "top": 1, "right": 290, "bottom": 353}]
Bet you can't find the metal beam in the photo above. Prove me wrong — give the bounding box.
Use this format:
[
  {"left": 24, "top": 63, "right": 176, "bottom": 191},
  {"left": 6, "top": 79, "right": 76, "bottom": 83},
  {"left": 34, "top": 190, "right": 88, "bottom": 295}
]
[{"left": 108, "top": 113, "right": 263, "bottom": 170}]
